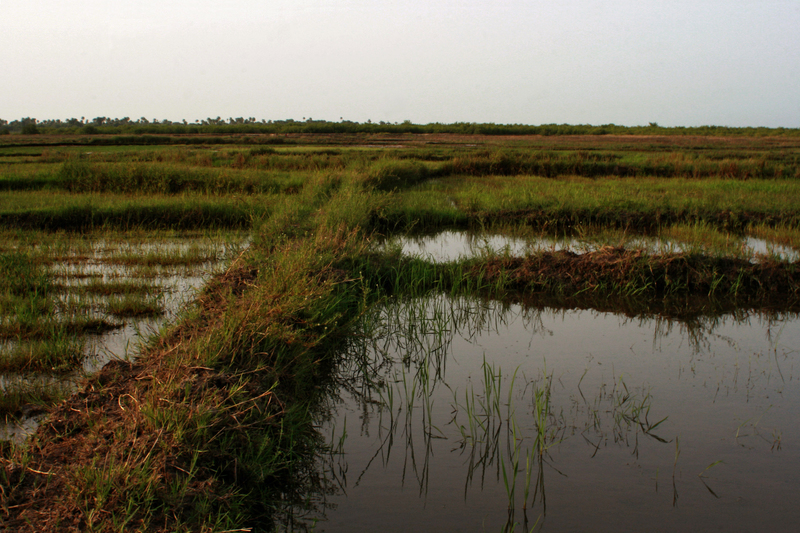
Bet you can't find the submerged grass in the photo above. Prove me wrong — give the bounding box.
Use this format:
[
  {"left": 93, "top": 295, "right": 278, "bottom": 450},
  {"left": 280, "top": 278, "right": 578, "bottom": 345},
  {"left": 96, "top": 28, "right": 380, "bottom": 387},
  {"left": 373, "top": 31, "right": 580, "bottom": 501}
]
[
  {"left": 66, "top": 280, "right": 159, "bottom": 296},
  {"left": 104, "top": 246, "right": 219, "bottom": 267}
]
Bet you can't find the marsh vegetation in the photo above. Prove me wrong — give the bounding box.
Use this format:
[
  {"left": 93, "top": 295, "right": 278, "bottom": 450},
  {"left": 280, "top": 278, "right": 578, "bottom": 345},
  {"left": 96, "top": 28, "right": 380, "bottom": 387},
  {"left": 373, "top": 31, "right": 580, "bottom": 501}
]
[{"left": 0, "top": 131, "right": 798, "bottom": 531}]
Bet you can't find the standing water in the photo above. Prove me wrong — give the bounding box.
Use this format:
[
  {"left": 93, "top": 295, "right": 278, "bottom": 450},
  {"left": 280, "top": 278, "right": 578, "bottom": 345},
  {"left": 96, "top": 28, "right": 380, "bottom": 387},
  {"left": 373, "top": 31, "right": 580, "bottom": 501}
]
[
  {"left": 385, "top": 230, "right": 800, "bottom": 263},
  {"left": 288, "top": 295, "right": 800, "bottom": 532}
]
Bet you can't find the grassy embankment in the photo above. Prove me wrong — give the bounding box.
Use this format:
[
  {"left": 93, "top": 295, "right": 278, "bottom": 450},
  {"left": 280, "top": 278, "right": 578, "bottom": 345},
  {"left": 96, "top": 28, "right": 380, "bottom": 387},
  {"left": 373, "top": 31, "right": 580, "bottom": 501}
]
[{"left": 0, "top": 134, "right": 799, "bottom": 531}]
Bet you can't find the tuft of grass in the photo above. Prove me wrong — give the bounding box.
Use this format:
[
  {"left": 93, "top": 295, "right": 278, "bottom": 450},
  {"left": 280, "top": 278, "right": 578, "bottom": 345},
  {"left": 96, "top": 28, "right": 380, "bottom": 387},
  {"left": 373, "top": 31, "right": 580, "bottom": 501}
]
[
  {"left": 0, "top": 336, "right": 86, "bottom": 373},
  {"left": 0, "top": 378, "right": 73, "bottom": 417},
  {"left": 105, "top": 246, "right": 218, "bottom": 267},
  {"left": 0, "top": 250, "right": 51, "bottom": 296},
  {"left": 68, "top": 280, "right": 159, "bottom": 296},
  {"left": 106, "top": 295, "right": 164, "bottom": 318},
  {"left": 660, "top": 222, "right": 747, "bottom": 258},
  {"left": 747, "top": 222, "right": 800, "bottom": 251},
  {"left": 0, "top": 317, "right": 121, "bottom": 341}
]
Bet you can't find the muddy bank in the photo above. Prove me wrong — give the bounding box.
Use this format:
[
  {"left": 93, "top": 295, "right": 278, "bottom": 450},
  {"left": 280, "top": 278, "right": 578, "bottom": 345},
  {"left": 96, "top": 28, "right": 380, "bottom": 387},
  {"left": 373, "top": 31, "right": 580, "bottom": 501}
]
[{"left": 470, "top": 246, "right": 800, "bottom": 302}]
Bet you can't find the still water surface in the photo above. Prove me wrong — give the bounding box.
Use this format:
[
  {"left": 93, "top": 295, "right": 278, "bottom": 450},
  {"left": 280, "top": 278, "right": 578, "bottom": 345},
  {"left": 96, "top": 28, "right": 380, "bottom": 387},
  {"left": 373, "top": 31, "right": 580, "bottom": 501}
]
[
  {"left": 300, "top": 296, "right": 800, "bottom": 532},
  {"left": 388, "top": 230, "right": 799, "bottom": 263}
]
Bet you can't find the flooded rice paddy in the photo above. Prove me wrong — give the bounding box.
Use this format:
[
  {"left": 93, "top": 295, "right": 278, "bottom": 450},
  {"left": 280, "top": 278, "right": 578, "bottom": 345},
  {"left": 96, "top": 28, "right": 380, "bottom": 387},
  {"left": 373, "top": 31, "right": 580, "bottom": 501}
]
[
  {"left": 47, "top": 238, "right": 246, "bottom": 370},
  {"left": 299, "top": 295, "right": 800, "bottom": 531},
  {"left": 387, "top": 230, "right": 800, "bottom": 263},
  {"left": 0, "top": 234, "right": 248, "bottom": 441}
]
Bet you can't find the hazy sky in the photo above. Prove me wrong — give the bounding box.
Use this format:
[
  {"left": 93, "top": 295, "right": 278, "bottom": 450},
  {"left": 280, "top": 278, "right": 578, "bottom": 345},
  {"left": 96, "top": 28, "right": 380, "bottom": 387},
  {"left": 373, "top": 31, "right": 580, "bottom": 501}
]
[{"left": 3, "top": 1, "right": 799, "bottom": 127}]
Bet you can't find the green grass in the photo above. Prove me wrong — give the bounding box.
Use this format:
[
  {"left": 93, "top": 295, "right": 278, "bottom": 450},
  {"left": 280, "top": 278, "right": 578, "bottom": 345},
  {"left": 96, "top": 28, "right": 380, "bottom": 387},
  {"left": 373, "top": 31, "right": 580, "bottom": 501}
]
[
  {"left": 0, "top": 317, "right": 121, "bottom": 341},
  {"left": 106, "top": 294, "right": 164, "bottom": 318},
  {"left": 0, "top": 377, "right": 73, "bottom": 416},
  {"left": 383, "top": 175, "right": 800, "bottom": 233},
  {"left": 0, "top": 250, "right": 50, "bottom": 300},
  {"left": 0, "top": 191, "right": 273, "bottom": 231},
  {"left": 0, "top": 336, "right": 86, "bottom": 373},
  {"left": 747, "top": 222, "right": 800, "bottom": 251},
  {"left": 104, "top": 246, "right": 219, "bottom": 267},
  {"left": 65, "top": 280, "right": 159, "bottom": 296}
]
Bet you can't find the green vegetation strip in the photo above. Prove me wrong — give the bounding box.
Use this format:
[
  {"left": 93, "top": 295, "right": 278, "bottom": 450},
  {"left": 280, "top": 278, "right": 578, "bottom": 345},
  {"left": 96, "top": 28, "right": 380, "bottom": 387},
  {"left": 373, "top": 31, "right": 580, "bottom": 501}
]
[
  {"left": 386, "top": 174, "right": 800, "bottom": 233},
  {"left": 0, "top": 194, "right": 267, "bottom": 231},
  {"left": 0, "top": 379, "right": 72, "bottom": 418}
]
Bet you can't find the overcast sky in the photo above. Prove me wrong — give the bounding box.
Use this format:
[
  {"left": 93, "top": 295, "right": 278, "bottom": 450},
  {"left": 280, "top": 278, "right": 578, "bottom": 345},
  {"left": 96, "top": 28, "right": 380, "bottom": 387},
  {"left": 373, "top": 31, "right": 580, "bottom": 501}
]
[{"left": 3, "top": 1, "right": 799, "bottom": 127}]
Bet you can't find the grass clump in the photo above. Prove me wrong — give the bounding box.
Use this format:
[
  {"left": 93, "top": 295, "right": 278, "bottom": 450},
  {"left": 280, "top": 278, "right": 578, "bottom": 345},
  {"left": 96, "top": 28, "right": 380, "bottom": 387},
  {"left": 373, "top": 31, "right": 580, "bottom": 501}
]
[
  {"left": 0, "top": 336, "right": 86, "bottom": 373},
  {"left": 0, "top": 250, "right": 51, "bottom": 315},
  {"left": 106, "top": 246, "right": 218, "bottom": 267},
  {"left": 106, "top": 295, "right": 164, "bottom": 318},
  {"left": 70, "top": 280, "right": 158, "bottom": 296},
  {"left": 0, "top": 378, "right": 72, "bottom": 417}
]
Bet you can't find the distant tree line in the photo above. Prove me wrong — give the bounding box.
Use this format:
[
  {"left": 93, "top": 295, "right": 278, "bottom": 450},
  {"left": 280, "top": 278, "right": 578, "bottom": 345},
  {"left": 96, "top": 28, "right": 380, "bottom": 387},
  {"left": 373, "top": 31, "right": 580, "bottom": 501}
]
[{"left": 0, "top": 117, "right": 798, "bottom": 137}]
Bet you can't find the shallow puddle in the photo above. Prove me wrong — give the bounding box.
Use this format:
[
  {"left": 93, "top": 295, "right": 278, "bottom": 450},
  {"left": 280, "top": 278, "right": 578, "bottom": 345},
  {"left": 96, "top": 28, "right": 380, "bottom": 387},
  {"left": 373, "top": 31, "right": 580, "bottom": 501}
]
[
  {"left": 293, "top": 296, "right": 800, "bottom": 531},
  {"left": 386, "top": 231, "right": 799, "bottom": 262}
]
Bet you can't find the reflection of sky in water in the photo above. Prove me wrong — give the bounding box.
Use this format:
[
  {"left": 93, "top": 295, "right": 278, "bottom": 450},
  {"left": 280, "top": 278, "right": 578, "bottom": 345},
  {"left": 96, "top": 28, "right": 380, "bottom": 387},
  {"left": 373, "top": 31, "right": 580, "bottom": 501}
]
[
  {"left": 386, "top": 231, "right": 799, "bottom": 263},
  {"left": 307, "top": 297, "right": 800, "bottom": 532},
  {"left": 0, "top": 237, "right": 248, "bottom": 442}
]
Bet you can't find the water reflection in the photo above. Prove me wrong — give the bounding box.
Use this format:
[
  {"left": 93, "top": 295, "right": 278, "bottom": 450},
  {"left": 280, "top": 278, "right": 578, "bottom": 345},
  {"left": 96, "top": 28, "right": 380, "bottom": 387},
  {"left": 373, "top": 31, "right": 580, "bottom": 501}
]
[
  {"left": 384, "top": 230, "right": 800, "bottom": 263},
  {"left": 281, "top": 296, "right": 800, "bottom": 532}
]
